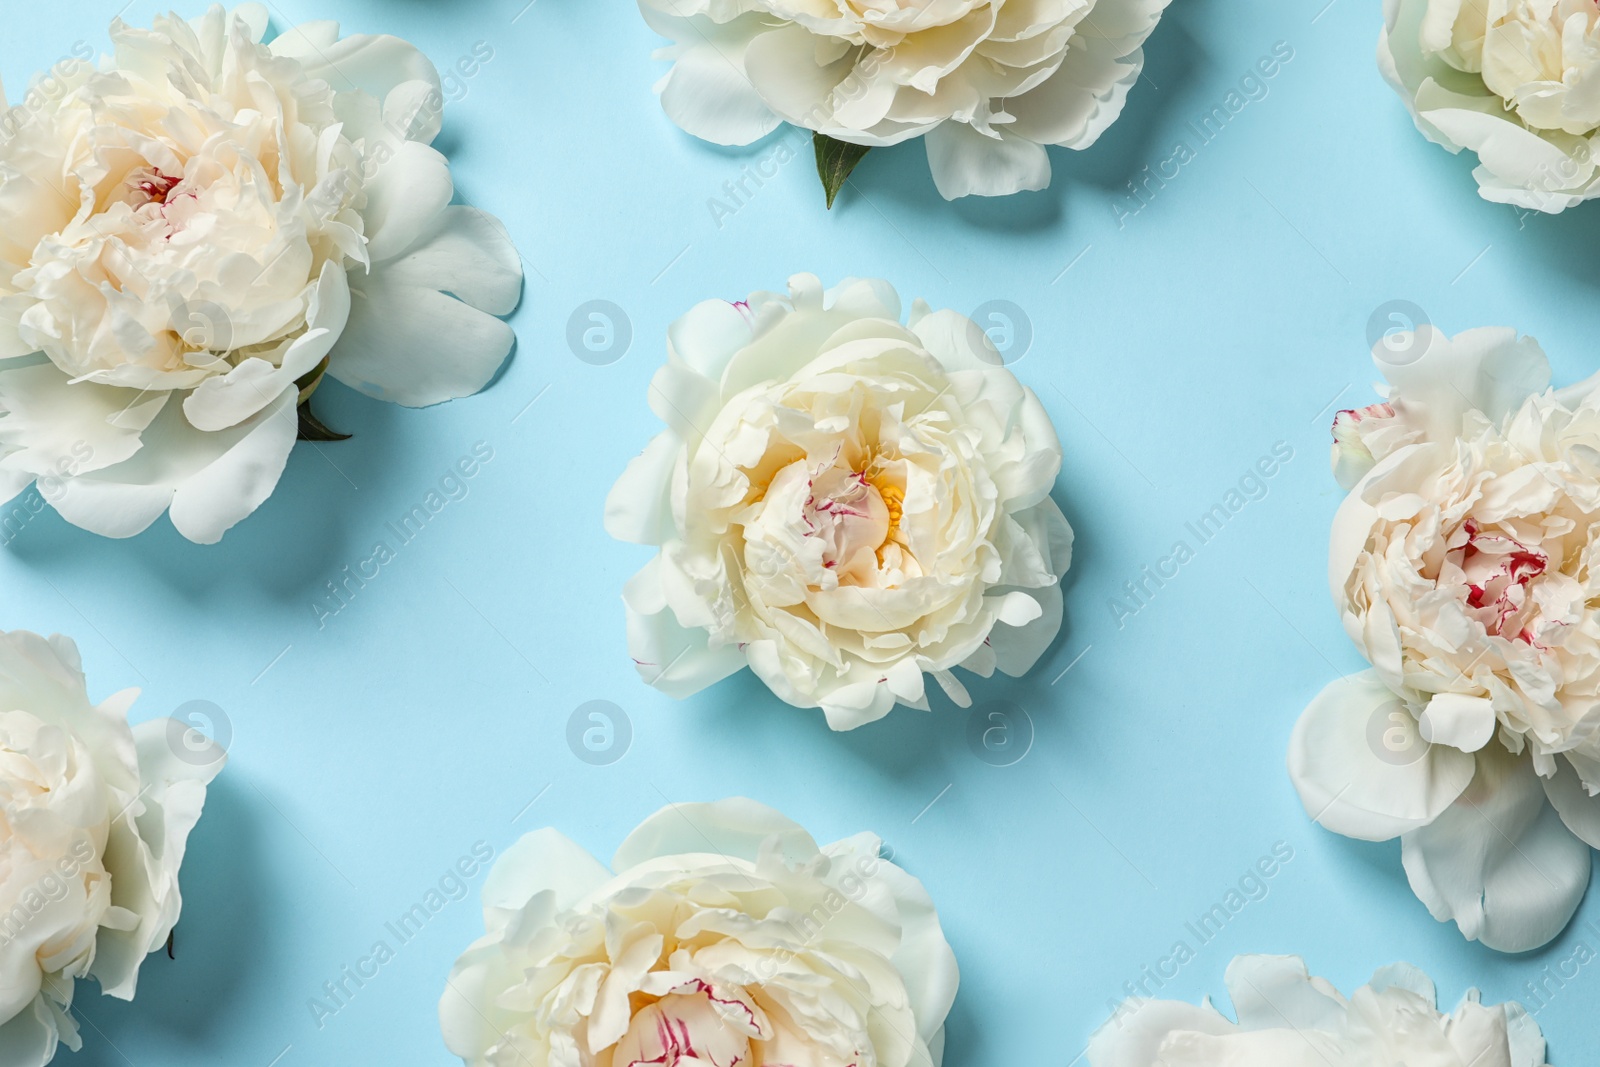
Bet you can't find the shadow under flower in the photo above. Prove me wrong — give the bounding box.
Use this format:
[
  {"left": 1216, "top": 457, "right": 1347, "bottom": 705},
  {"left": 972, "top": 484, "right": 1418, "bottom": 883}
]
[{"left": 1, "top": 381, "right": 403, "bottom": 610}]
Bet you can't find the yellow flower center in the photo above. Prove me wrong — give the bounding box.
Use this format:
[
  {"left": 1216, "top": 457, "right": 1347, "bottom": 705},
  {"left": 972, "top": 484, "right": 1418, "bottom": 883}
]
[{"left": 876, "top": 481, "right": 904, "bottom": 534}]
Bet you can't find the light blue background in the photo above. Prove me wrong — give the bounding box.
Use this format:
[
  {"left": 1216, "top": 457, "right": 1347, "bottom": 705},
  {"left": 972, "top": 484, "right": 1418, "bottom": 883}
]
[{"left": 5, "top": 0, "right": 1600, "bottom": 1063}]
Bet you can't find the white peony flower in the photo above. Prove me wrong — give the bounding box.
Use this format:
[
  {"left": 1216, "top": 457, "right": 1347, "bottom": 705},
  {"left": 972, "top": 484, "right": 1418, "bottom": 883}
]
[
  {"left": 638, "top": 0, "right": 1172, "bottom": 200},
  {"left": 1380, "top": 0, "right": 1600, "bottom": 211},
  {"left": 439, "top": 798, "right": 958, "bottom": 1067},
  {"left": 604, "top": 274, "right": 1073, "bottom": 730},
  {"left": 0, "top": 4, "right": 522, "bottom": 543},
  {"left": 1089, "top": 954, "right": 1547, "bottom": 1067},
  {"left": 0, "top": 630, "right": 224, "bottom": 1066},
  {"left": 1294, "top": 324, "right": 1600, "bottom": 951}
]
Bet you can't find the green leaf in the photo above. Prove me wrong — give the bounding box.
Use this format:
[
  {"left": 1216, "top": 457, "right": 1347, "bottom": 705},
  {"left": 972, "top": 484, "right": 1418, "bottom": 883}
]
[
  {"left": 814, "top": 133, "right": 871, "bottom": 209},
  {"left": 295, "top": 354, "right": 331, "bottom": 404},
  {"left": 297, "top": 398, "right": 350, "bottom": 442}
]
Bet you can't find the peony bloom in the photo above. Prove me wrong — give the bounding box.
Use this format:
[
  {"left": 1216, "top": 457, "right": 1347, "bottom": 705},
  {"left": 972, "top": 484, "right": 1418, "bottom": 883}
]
[
  {"left": 1090, "top": 954, "right": 1547, "bottom": 1067},
  {"left": 0, "top": 630, "right": 224, "bottom": 1065},
  {"left": 0, "top": 5, "right": 522, "bottom": 543},
  {"left": 1380, "top": 0, "right": 1600, "bottom": 211},
  {"left": 638, "top": 0, "right": 1172, "bottom": 200},
  {"left": 604, "top": 274, "right": 1073, "bottom": 730},
  {"left": 440, "top": 798, "right": 958, "bottom": 1067},
  {"left": 1294, "top": 324, "right": 1600, "bottom": 951}
]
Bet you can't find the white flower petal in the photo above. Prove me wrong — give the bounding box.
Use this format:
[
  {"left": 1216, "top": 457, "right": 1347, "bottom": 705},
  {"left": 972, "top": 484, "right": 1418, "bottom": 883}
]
[
  {"left": 667, "top": 298, "right": 758, "bottom": 380},
  {"left": 1541, "top": 755, "right": 1600, "bottom": 849},
  {"left": 990, "top": 590, "right": 1044, "bottom": 628},
  {"left": 1006, "top": 37, "right": 1142, "bottom": 150},
  {"left": 1376, "top": 326, "right": 1550, "bottom": 445},
  {"left": 1094, "top": 953, "right": 1542, "bottom": 1067},
  {"left": 985, "top": 587, "right": 1054, "bottom": 670},
  {"left": 865, "top": 857, "right": 959, "bottom": 1048},
  {"left": 52, "top": 387, "right": 297, "bottom": 543},
  {"left": 372, "top": 206, "right": 523, "bottom": 318},
  {"left": 1289, "top": 672, "right": 1476, "bottom": 842},
  {"left": 183, "top": 263, "right": 350, "bottom": 432},
  {"left": 222, "top": 3, "right": 270, "bottom": 42},
  {"left": 361, "top": 141, "right": 455, "bottom": 265},
  {"left": 742, "top": 23, "right": 877, "bottom": 139},
  {"left": 642, "top": 9, "right": 783, "bottom": 146},
  {"left": 613, "top": 798, "right": 818, "bottom": 870},
  {"left": 1501, "top": 1001, "right": 1549, "bottom": 1067},
  {"left": 0, "top": 361, "right": 167, "bottom": 482},
  {"left": 269, "top": 27, "right": 444, "bottom": 144},
  {"left": 482, "top": 828, "right": 613, "bottom": 915},
  {"left": 325, "top": 204, "right": 521, "bottom": 409},
  {"left": 1087, "top": 998, "right": 1236, "bottom": 1067},
  {"left": 924, "top": 122, "right": 1051, "bottom": 200},
  {"left": 605, "top": 432, "right": 682, "bottom": 546},
  {"left": 646, "top": 359, "right": 722, "bottom": 449},
  {"left": 816, "top": 676, "right": 902, "bottom": 731},
  {"left": 622, "top": 559, "right": 747, "bottom": 699},
  {"left": 1401, "top": 746, "right": 1592, "bottom": 952},
  {"left": 1225, "top": 955, "right": 1350, "bottom": 1032},
  {"left": 92, "top": 718, "right": 225, "bottom": 999},
  {"left": 0, "top": 997, "right": 63, "bottom": 1067},
  {"left": 267, "top": 18, "right": 339, "bottom": 55},
  {"left": 1418, "top": 692, "right": 1497, "bottom": 752},
  {"left": 1423, "top": 106, "right": 1583, "bottom": 189},
  {"left": 0, "top": 309, "right": 35, "bottom": 361},
  {"left": 440, "top": 939, "right": 525, "bottom": 1061},
  {"left": 329, "top": 263, "right": 514, "bottom": 409}
]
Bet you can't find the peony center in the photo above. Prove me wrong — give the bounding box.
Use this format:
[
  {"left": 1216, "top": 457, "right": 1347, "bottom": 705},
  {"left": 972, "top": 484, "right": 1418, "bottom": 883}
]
[
  {"left": 613, "top": 991, "right": 754, "bottom": 1067},
  {"left": 125, "top": 166, "right": 187, "bottom": 209},
  {"left": 804, "top": 464, "right": 896, "bottom": 583},
  {"left": 1448, "top": 518, "right": 1548, "bottom": 642}
]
